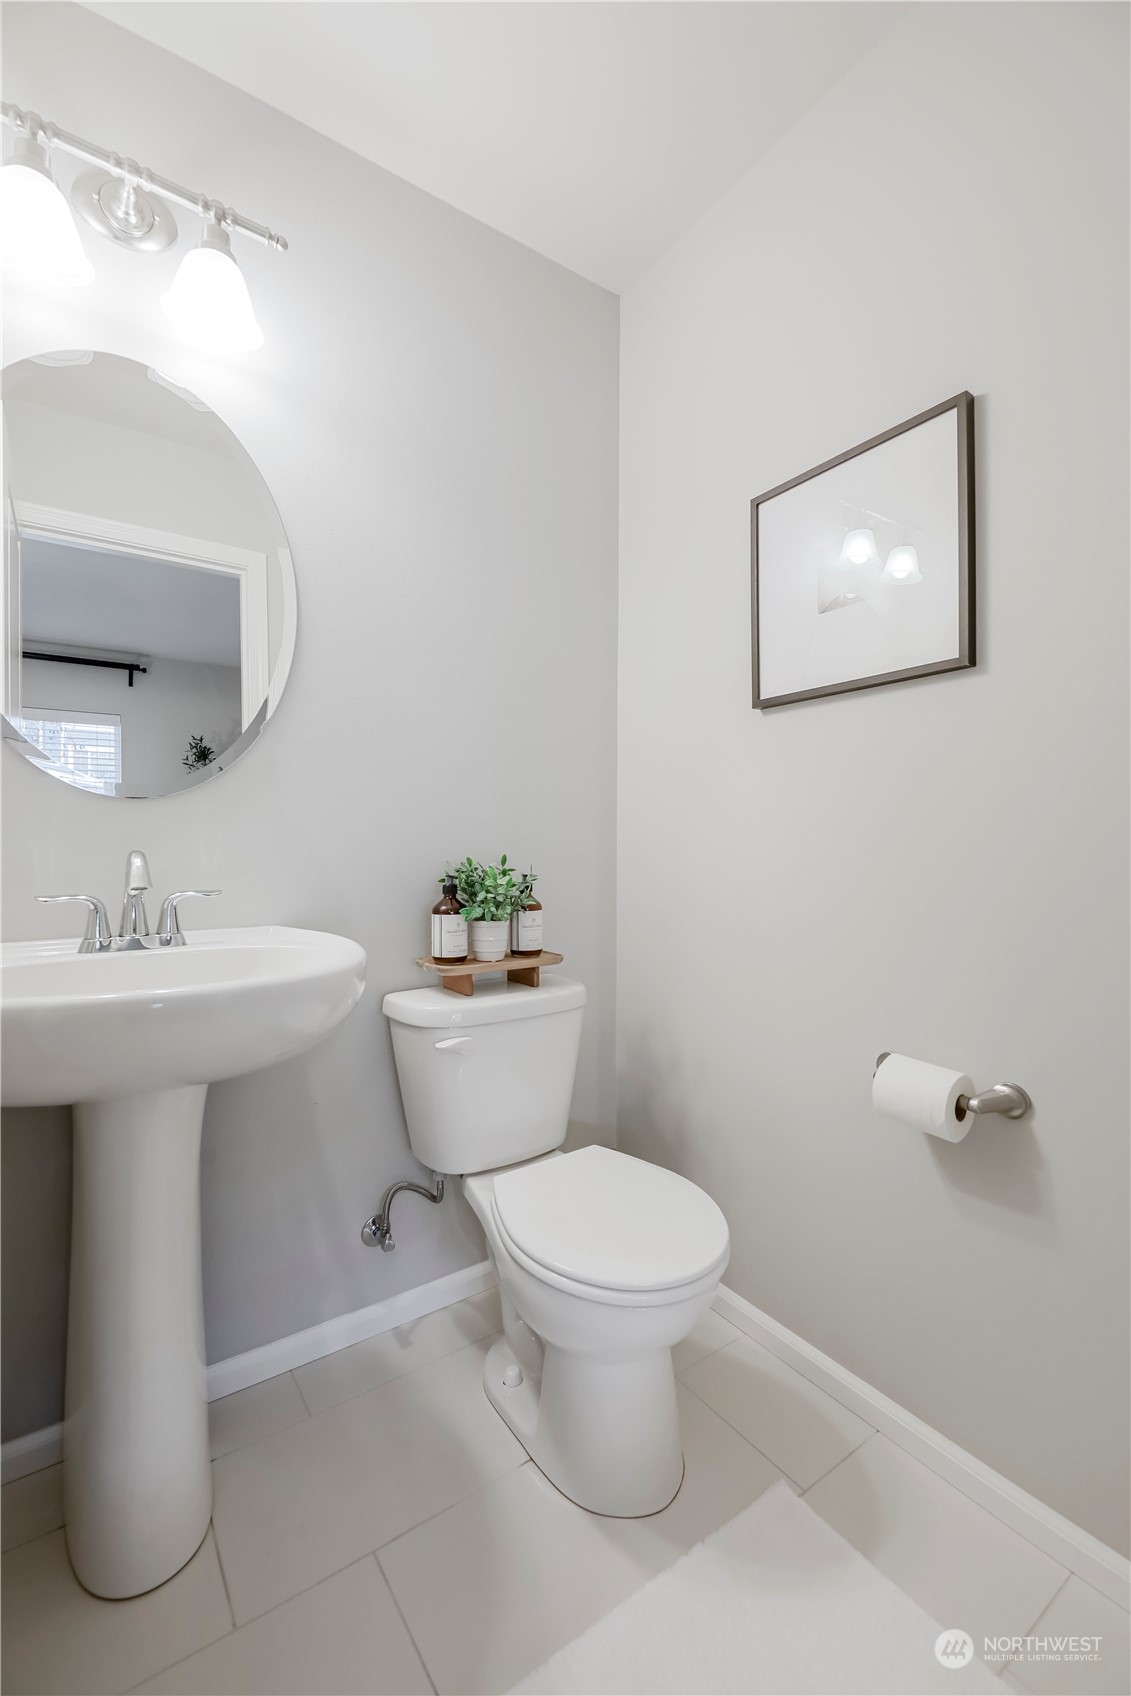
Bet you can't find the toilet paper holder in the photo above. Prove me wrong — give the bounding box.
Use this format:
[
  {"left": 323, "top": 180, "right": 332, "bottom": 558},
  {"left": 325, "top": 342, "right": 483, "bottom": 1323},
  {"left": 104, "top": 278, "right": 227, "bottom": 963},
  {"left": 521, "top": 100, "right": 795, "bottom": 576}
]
[{"left": 874, "top": 1054, "right": 1032, "bottom": 1120}]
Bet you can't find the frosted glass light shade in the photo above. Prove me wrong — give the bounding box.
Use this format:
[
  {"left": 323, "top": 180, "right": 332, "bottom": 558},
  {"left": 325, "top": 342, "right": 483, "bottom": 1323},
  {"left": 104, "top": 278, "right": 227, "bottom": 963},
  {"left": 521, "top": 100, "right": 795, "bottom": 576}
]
[
  {"left": 837, "top": 527, "right": 879, "bottom": 568},
  {"left": 161, "top": 229, "right": 263, "bottom": 352},
  {"left": 0, "top": 144, "right": 94, "bottom": 285},
  {"left": 881, "top": 544, "right": 922, "bottom": 584}
]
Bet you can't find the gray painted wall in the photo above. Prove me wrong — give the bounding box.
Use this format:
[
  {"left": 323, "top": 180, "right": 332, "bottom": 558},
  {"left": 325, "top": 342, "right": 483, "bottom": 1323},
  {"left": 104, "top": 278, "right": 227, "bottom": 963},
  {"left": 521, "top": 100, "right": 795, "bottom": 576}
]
[
  {"left": 617, "top": 2, "right": 1129, "bottom": 1554},
  {"left": 1, "top": 2, "right": 618, "bottom": 1438}
]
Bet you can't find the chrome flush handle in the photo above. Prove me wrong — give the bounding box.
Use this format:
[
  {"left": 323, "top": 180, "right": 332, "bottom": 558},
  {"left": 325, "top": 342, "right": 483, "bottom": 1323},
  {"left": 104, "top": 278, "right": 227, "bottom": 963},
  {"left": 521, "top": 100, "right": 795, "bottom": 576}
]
[{"left": 156, "top": 890, "right": 221, "bottom": 946}]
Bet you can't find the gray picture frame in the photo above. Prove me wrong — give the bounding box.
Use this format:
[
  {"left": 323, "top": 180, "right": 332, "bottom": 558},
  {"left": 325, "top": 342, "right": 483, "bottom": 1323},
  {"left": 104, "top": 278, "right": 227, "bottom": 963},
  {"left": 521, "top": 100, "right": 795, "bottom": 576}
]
[{"left": 751, "top": 392, "right": 976, "bottom": 709}]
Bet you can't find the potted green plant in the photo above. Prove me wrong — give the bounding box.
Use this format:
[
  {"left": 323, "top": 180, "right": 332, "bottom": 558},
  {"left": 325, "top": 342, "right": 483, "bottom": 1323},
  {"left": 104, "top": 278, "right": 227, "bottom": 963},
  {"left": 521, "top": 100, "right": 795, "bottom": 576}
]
[
  {"left": 182, "top": 733, "right": 216, "bottom": 772},
  {"left": 443, "top": 854, "right": 527, "bottom": 961}
]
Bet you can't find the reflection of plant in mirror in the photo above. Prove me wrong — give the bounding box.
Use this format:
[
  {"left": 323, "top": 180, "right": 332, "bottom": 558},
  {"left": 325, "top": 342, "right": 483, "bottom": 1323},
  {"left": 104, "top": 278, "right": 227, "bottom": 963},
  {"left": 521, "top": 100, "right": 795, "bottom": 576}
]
[
  {"left": 440, "top": 854, "right": 534, "bottom": 922},
  {"left": 182, "top": 733, "right": 217, "bottom": 772}
]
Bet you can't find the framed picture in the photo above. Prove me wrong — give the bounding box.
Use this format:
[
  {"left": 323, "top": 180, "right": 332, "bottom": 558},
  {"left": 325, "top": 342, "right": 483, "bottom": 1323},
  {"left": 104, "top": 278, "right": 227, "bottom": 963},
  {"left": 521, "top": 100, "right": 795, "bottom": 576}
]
[{"left": 751, "top": 393, "right": 975, "bottom": 708}]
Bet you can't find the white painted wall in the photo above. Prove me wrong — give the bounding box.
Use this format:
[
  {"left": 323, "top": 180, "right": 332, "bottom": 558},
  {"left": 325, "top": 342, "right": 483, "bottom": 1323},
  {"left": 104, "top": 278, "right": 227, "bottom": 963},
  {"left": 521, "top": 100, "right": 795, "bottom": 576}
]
[
  {"left": 1, "top": 3, "right": 618, "bottom": 1439},
  {"left": 618, "top": 1, "right": 1129, "bottom": 1554}
]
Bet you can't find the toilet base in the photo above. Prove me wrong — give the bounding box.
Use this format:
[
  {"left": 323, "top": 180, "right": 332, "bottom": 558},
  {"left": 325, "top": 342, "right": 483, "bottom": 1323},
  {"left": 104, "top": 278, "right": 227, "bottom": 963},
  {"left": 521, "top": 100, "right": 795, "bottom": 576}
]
[{"left": 482, "top": 1335, "right": 684, "bottom": 1517}]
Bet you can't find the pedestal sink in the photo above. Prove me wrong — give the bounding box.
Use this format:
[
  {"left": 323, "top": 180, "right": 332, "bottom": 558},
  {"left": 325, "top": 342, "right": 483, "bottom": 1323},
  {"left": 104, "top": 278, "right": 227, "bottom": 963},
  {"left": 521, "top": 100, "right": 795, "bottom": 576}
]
[{"left": 0, "top": 926, "right": 366, "bottom": 1598}]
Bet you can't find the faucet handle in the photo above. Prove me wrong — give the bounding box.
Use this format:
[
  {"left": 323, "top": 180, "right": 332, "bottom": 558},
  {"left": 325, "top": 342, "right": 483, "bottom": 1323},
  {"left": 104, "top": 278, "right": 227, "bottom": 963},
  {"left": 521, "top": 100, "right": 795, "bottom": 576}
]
[
  {"left": 156, "top": 890, "right": 221, "bottom": 946},
  {"left": 36, "top": 894, "right": 113, "bottom": 954},
  {"left": 124, "top": 849, "right": 152, "bottom": 892}
]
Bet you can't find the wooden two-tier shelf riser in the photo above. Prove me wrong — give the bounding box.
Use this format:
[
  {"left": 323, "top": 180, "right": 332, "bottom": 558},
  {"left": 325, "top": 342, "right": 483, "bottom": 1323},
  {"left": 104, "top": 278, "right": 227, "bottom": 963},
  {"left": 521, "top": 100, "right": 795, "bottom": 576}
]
[{"left": 414, "top": 950, "right": 564, "bottom": 997}]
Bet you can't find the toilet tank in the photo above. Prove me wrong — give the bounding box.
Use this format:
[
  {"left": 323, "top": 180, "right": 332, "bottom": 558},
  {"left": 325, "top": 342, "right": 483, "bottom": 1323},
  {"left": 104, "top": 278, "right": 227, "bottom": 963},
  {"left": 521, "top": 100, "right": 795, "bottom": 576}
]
[{"left": 382, "top": 975, "right": 586, "bottom": 1175}]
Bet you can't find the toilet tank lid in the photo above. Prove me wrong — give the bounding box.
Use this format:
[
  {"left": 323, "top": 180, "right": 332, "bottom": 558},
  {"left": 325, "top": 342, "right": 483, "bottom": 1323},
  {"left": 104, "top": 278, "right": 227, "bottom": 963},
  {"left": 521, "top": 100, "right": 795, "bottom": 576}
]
[{"left": 382, "top": 974, "right": 586, "bottom": 1028}]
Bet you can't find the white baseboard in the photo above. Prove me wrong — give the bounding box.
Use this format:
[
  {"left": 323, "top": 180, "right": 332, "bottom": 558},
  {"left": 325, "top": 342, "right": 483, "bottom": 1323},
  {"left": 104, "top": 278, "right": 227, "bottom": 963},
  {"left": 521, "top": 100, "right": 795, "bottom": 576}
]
[
  {"left": 204, "top": 1259, "right": 496, "bottom": 1402},
  {"left": 1, "top": 1422, "right": 63, "bottom": 1484},
  {"left": 2, "top": 1260, "right": 496, "bottom": 1486},
  {"left": 713, "top": 1283, "right": 1130, "bottom": 1612}
]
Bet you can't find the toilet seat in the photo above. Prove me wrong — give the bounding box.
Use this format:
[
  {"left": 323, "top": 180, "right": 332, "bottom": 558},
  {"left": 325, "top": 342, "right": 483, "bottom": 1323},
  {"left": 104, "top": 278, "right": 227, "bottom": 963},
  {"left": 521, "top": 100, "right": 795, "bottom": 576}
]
[{"left": 490, "top": 1145, "right": 730, "bottom": 1301}]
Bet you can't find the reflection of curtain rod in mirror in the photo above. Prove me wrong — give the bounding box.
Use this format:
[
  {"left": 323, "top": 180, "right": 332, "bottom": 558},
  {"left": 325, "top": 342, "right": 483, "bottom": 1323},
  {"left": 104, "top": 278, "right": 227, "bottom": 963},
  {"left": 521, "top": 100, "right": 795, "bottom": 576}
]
[
  {"left": 22, "top": 649, "right": 148, "bottom": 687},
  {"left": 1, "top": 102, "right": 287, "bottom": 352}
]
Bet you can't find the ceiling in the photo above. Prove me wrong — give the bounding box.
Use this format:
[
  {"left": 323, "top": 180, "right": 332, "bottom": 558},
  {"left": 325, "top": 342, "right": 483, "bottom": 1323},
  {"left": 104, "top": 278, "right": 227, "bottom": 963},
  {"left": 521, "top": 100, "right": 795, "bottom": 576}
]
[
  {"left": 84, "top": 1, "right": 907, "bottom": 292},
  {"left": 22, "top": 538, "right": 242, "bottom": 666}
]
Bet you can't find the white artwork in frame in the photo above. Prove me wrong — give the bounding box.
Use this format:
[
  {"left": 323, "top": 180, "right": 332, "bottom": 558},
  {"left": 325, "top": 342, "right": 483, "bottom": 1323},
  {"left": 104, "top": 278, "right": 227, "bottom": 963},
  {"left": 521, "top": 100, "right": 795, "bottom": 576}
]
[{"left": 751, "top": 393, "right": 975, "bottom": 708}]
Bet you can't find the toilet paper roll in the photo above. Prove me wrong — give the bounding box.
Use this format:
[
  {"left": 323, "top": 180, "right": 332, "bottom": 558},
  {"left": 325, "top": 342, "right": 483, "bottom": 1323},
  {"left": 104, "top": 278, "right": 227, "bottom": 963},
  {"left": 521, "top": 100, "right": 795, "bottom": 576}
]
[{"left": 872, "top": 1053, "right": 974, "bottom": 1143}]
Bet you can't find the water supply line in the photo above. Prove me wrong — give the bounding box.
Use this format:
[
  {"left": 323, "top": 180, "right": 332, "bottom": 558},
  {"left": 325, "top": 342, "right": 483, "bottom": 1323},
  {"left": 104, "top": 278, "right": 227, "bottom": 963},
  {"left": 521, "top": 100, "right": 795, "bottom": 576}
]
[{"left": 361, "top": 1173, "right": 445, "bottom": 1252}]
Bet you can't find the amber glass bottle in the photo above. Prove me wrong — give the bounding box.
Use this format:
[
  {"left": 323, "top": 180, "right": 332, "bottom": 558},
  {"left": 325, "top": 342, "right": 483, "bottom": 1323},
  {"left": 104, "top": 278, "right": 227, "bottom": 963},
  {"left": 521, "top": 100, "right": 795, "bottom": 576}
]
[
  {"left": 510, "top": 880, "right": 543, "bottom": 957},
  {"left": 431, "top": 879, "right": 468, "bottom": 963}
]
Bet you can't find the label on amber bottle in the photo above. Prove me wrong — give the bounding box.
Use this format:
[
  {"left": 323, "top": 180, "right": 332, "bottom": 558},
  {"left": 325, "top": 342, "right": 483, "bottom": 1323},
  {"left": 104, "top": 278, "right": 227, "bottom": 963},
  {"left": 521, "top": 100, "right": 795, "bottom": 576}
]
[
  {"left": 431, "top": 913, "right": 468, "bottom": 958},
  {"left": 511, "top": 909, "right": 543, "bottom": 953}
]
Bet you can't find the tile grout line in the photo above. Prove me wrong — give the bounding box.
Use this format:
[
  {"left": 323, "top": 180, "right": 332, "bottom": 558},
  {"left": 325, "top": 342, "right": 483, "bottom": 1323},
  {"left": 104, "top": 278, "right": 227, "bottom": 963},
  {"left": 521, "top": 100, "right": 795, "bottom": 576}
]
[
  {"left": 799, "top": 1427, "right": 881, "bottom": 1498},
  {"left": 1012, "top": 1567, "right": 1075, "bottom": 1645},
  {"left": 210, "top": 1327, "right": 506, "bottom": 1488},
  {"left": 672, "top": 1334, "right": 739, "bottom": 1375},
  {"left": 371, "top": 1551, "right": 439, "bottom": 1696},
  {"left": 117, "top": 1553, "right": 404, "bottom": 1696},
  {"left": 289, "top": 1364, "right": 317, "bottom": 1420},
  {"left": 117, "top": 1529, "right": 238, "bottom": 1694},
  {"left": 279, "top": 1303, "right": 502, "bottom": 1422},
  {"left": 373, "top": 1455, "right": 533, "bottom": 1563},
  {"left": 212, "top": 1451, "right": 532, "bottom": 1633},
  {"left": 208, "top": 1371, "right": 313, "bottom": 1461},
  {"left": 208, "top": 1519, "right": 239, "bottom": 1634},
  {"left": 675, "top": 1366, "right": 876, "bottom": 1492},
  {"left": 799, "top": 1428, "right": 1075, "bottom": 1607},
  {"left": 798, "top": 1438, "right": 1077, "bottom": 1683},
  {"left": 0, "top": 1465, "right": 65, "bottom": 1556}
]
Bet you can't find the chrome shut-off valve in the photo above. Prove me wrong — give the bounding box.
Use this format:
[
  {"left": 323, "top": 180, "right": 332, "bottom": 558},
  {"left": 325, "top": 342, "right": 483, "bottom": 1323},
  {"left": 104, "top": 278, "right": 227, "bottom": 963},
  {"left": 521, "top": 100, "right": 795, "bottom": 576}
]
[{"left": 361, "top": 1174, "right": 446, "bottom": 1252}]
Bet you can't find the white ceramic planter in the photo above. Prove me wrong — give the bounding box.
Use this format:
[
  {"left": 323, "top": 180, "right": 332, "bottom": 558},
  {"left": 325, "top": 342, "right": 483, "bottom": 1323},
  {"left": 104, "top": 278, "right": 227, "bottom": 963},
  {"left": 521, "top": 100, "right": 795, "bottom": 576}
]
[{"left": 469, "top": 920, "right": 510, "bottom": 961}]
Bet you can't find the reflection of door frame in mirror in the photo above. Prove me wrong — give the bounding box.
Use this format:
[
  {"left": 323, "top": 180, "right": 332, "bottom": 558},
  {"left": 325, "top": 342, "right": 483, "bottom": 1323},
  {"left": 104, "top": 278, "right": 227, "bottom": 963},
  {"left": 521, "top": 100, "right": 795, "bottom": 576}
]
[
  {"left": 11, "top": 500, "right": 269, "bottom": 732},
  {"left": 3, "top": 487, "right": 21, "bottom": 723}
]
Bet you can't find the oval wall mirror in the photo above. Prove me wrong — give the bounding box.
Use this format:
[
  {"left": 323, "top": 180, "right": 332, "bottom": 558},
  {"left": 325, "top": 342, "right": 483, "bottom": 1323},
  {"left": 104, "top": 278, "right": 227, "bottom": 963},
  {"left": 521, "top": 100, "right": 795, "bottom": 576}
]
[{"left": 1, "top": 351, "right": 296, "bottom": 799}]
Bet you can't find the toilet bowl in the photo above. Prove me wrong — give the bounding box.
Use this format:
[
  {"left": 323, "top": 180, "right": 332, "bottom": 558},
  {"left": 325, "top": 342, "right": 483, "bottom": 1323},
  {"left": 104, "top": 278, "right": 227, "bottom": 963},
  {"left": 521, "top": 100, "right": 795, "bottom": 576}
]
[
  {"left": 464, "top": 1145, "right": 728, "bottom": 1515},
  {"left": 382, "top": 975, "right": 730, "bottom": 1517}
]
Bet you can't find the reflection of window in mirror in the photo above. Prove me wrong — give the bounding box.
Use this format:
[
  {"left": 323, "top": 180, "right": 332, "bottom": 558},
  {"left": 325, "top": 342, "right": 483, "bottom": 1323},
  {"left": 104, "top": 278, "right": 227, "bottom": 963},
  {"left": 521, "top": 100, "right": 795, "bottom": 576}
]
[
  {"left": 13, "top": 707, "right": 122, "bottom": 796},
  {"left": 2, "top": 351, "right": 297, "bottom": 800}
]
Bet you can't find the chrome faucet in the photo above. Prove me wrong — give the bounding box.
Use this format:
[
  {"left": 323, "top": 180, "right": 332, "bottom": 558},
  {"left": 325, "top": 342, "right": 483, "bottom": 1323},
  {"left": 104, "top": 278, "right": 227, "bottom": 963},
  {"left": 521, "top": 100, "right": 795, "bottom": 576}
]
[
  {"left": 118, "top": 849, "right": 152, "bottom": 950},
  {"left": 37, "top": 850, "right": 221, "bottom": 952}
]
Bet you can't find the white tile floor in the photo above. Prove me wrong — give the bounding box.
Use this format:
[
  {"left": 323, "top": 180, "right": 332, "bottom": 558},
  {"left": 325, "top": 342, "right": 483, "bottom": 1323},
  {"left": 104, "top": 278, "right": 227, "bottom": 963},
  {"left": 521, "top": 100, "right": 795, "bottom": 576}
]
[{"left": 2, "top": 1290, "right": 1128, "bottom": 1696}]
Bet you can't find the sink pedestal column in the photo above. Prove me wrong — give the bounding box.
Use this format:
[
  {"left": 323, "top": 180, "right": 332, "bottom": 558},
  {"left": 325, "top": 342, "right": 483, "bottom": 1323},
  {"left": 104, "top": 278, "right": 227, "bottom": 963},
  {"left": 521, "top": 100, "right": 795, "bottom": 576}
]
[{"left": 65, "top": 1084, "right": 212, "bottom": 1598}]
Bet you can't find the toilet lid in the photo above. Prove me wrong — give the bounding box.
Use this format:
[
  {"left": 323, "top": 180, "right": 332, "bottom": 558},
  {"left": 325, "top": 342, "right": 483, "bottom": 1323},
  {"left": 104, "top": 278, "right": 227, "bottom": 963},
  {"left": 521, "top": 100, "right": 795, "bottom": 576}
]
[{"left": 491, "top": 1146, "right": 730, "bottom": 1293}]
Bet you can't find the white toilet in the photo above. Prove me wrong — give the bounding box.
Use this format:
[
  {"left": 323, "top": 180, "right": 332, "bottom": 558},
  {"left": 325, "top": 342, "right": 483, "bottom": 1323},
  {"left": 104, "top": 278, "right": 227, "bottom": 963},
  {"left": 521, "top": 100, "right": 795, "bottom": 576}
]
[{"left": 382, "top": 974, "right": 729, "bottom": 1517}]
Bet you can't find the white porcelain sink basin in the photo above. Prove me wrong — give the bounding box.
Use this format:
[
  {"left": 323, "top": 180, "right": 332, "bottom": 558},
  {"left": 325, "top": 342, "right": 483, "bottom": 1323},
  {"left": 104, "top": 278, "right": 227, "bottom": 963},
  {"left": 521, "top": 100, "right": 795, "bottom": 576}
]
[
  {"left": 1, "top": 926, "right": 366, "bottom": 1106},
  {"left": 0, "top": 924, "right": 366, "bottom": 1601}
]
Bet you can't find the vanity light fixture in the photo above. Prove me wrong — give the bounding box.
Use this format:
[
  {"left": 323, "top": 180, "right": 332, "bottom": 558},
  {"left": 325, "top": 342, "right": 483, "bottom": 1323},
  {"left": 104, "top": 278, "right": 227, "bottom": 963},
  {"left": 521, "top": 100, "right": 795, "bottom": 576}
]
[
  {"left": 161, "top": 222, "right": 264, "bottom": 352},
  {"left": 881, "top": 544, "right": 922, "bottom": 584},
  {"left": 837, "top": 527, "right": 879, "bottom": 569},
  {"left": 0, "top": 102, "right": 286, "bottom": 352},
  {"left": 0, "top": 134, "right": 94, "bottom": 284}
]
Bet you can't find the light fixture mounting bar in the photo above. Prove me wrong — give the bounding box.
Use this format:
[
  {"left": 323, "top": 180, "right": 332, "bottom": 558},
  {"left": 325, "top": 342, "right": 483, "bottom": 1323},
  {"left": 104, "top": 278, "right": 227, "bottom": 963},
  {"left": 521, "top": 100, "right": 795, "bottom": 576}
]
[{"left": 1, "top": 103, "right": 287, "bottom": 251}]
